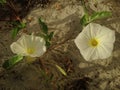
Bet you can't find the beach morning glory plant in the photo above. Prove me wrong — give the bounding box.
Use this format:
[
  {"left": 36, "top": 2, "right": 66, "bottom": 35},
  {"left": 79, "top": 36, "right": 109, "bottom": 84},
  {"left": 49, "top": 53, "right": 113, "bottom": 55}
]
[
  {"left": 3, "top": 33, "right": 46, "bottom": 69},
  {"left": 3, "top": 18, "right": 54, "bottom": 70},
  {"left": 74, "top": 23, "right": 115, "bottom": 61}
]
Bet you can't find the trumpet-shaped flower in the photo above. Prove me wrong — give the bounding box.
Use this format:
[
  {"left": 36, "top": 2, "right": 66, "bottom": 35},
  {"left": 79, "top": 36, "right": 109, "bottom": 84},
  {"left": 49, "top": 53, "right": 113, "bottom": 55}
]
[
  {"left": 74, "top": 23, "right": 115, "bottom": 61},
  {"left": 10, "top": 34, "right": 46, "bottom": 57}
]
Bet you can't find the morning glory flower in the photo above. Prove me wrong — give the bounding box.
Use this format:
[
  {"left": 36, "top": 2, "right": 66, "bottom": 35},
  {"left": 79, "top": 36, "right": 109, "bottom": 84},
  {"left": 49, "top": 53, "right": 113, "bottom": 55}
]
[
  {"left": 10, "top": 34, "right": 46, "bottom": 57},
  {"left": 74, "top": 23, "right": 115, "bottom": 61}
]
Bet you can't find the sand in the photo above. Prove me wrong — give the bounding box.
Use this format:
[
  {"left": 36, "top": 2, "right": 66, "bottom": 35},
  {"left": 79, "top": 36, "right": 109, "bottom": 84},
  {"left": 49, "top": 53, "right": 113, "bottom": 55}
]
[{"left": 0, "top": 0, "right": 120, "bottom": 90}]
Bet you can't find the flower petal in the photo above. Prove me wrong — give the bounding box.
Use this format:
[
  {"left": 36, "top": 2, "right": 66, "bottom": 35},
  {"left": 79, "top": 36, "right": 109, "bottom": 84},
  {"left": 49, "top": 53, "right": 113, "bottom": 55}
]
[
  {"left": 10, "top": 34, "right": 46, "bottom": 57},
  {"left": 75, "top": 32, "right": 90, "bottom": 51},
  {"left": 23, "top": 34, "right": 33, "bottom": 48},
  {"left": 10, "top": 42, "right": 27, "bottom": 56},
  {"left": 16, "top": 34, "right": 28, "bottom": 49},
  {"left": 81, "top": 47, "right": 95, "bottom": 61},
  {"left": 75, "top": 31, "right": 96, "bottom": 61},
  {"left": 82, "top": 23, "right": 101, "bottom": 38},
  {"left": 30, "top": 37, "right": 46, "bottom": 57},
  {"left": 97, "top": 42, "right": 114, "bottom": 59},
  {"left": 74, "top": 23, "right": 115, "bottom": 61},
  {"left": 98, "top": 29, "right": 115, "bottom": 43}
]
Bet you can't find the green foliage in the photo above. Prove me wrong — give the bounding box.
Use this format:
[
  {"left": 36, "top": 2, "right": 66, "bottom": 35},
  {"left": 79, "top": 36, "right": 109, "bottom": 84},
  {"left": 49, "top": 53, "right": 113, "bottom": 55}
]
[
  {"left": 90, "top": 11, "right": 112, "bottom": 22},
  {"left": 80, "top": 14, "right": 89, "bottom": 26},
  {"left": 48, "top": 32, "right": 54, "bottom": 41},
  {"left": 0, "top": 0, "right": 6, "bottom": 4},
  {"left": 39, "top": 18, "right": 48, "bottom": 34},
  {"left": 2, "top": 55, "right": 23, "bottom": 69},
  {"left": 45, "top": 40, "right": 51, "bottom": 48},
  {"left": 39, "top": 18, "right": 54, "bottom": 48},
  {"left": 44, "top": 32, "right": 54, "bottom": 47},
  {"left": 11, "top": 21, "right": 26, "bottom": 39},
  {"left": 81, "top": 11, "right": 112, "bottom": 26}
]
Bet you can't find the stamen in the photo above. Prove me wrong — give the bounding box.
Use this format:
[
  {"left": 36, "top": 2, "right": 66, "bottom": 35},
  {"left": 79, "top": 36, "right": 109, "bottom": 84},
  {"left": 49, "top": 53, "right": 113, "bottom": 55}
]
[
  {"left": 27, "top": 48, "right": 35, "bottom": 54},
  {"left": 90, "top": 38, "right": 99, "bottom": 47}
]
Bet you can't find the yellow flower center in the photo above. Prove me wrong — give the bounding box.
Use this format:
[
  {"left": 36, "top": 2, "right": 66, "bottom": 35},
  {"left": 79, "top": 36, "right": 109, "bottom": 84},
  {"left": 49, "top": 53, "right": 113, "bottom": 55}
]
[
  {"left": 27, "top": 48, "right": 35, "bottom": 54},
  {"left": 90, "top": 38, "right": 99, "bottom": 47}
]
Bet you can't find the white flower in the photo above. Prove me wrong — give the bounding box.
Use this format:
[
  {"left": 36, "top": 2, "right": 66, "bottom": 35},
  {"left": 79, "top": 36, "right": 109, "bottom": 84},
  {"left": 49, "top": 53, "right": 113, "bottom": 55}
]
[
  {"left": 74, "top": 23, "right": 115, "bottom": 61},
  {"left": 10, "top": 34, "right": 46, "bottom": 57}
]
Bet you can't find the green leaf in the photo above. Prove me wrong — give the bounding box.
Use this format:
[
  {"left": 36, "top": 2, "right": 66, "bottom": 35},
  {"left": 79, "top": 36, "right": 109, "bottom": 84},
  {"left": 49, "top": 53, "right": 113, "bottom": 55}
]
[
  {"left": 41, "top": 32, "right": 54, "bottom": 43},
  {"left": 90, "top": 11, "right": 112, "bottom": 22},
  {"left": 11, "top": 21, "right": 26, "bottom": 39},
  {"left": 45, "top": 41, "right": 51, "bottom": 48},
  {"left": 18, "top": 22, "right": 26, "bottom": 29},
  {"left": 38, "top": 18, "right": 53, "bottom": 48},
  {"left": 2, "top": 55, "right": 23, "bottom": 69},
  {"left": 39, "top": 18, "right": 48, "bottom": 34},
  {"left": 80, "top": 14, "right": 90, "bottom": 26},
  {"left": 11, "top": 28, "right": 19, "bottom": 39},
  {"left": 48, "top": 32, "right": 54, "bottom": 41},
  {"left": 39, "top": 34, "right": 51, "bottom": 48},
  {"left": 55, "top": 64, "right": 67, "bottom": 76},
  {"left": 45, "top": 35, "right": 49, "bottom": 41},
  {"left": 80, "top": 11, "right": 112, "bottom": 26}
]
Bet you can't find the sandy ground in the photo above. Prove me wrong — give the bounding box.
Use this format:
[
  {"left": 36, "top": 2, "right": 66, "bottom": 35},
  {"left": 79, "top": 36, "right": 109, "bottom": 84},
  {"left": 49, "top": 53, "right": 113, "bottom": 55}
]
[{"left": 0, "top": 0, "right": 120, "bottom": 90}]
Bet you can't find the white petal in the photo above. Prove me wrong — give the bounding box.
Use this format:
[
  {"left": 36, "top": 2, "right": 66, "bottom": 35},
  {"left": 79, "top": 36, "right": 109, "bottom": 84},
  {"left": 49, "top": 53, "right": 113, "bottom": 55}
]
[
  {"left": 75, "top": 32, "right": 90, "bottom": 51},
  {"left": 23, "top": 34, "right": 34, "bottom": 48},
  {"left": 10, "top": 34, "right": 46, "bottom": 57},
  {"left": 30, "top": 37, "right": 46, "bottom": 57},
  {"left": 17, "top": 34, "right": 28, "bottom": 49},
  {"left": 19, "top": 34, "right": 35, "bottom": 48},
  {"left": 10, "top": 42, "right": 27, "bottom": 56},
  {"left": 90, "top": 48, "right": 100, "bottom": 60},
  {"left": 79, "top": 46, "right": 104, "bottom": 61},
  {"left": 98, "top": 29, "right": 115, "bottom": 43},
  {"left": 74, "top": 23, "right": 115, "bottom": 61},
  {"left": 75, "top": 31, "right": 95, "bottom": 61},
  {"left": 80, "top": 47, "right": 95, "bottom": 61},
  {"left": 97, "top": 42, "right": 114, "bottom": 59},
  {"left": 82, "top": 23, "right": 101, "bottom": 38}
]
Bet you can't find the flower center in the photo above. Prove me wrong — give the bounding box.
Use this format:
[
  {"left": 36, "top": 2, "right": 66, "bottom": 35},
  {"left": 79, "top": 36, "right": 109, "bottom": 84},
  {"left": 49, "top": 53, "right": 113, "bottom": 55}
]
[
  {"left": 27, "top": 48, "right": 35, "bottom": 54},
  {"left": 90, "top": 38, "right": 98, "bottom": 47}
]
